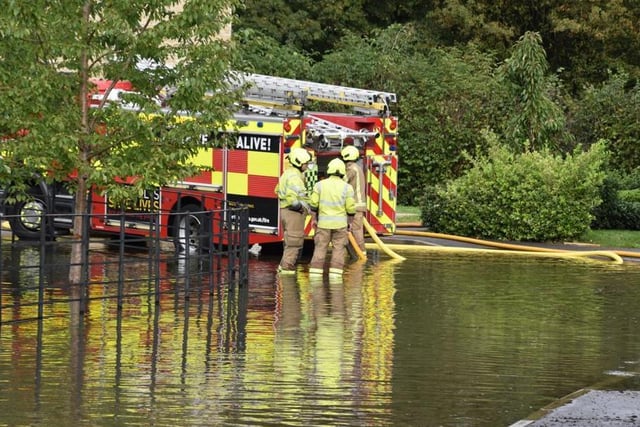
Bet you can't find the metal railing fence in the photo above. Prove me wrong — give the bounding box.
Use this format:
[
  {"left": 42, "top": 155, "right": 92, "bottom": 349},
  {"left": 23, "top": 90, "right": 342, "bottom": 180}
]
[{"left": 0, "top": 201, "right": 249, "bottom": 325}]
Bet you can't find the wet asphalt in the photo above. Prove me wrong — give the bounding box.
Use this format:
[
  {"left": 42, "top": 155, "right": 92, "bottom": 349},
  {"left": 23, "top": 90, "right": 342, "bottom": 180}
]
[{"left": 510, "top": 390, "right": 640, "bottom": 426}]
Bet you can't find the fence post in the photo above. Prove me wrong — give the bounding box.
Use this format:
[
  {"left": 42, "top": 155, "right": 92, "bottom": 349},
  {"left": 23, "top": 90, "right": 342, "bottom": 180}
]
[
  {"left": 0, "top": 222, "right": 3, "bottom": 326},
  {"left": 238, "top": 207, "right": 249, "bottom": 287},
  {"left": 226, "top": 203, "right": 236, "bottom": 287},
  {"left": 118, "top": 207, "right": 126, "bottom": 310},
  {"left": 154, "top": 211, "right": 161, "bottom": 305},
  {"left": 37, "top": 210, "right": 46, "bottom": 320}
]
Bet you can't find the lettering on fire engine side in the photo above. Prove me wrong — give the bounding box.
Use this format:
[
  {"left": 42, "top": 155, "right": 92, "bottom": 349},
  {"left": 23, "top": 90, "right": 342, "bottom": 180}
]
[
  {"left": 107, "top": 188, "right": 161, "bottom": 212},
  {"left": 235, "top": 133, "right": 280, "bottom": 153}
]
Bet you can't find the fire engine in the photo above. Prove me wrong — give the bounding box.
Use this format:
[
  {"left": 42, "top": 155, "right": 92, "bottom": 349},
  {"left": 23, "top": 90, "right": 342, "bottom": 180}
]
[{"left": 1, "top": 73, "right": 398, "bottom": 251}]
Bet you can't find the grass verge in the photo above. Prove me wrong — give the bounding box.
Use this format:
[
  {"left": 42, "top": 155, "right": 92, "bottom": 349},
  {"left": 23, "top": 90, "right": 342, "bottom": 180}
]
[
  {"left": 396, "top": 205, "right": 421, "bottom": 223},
  {"left": 577, "top": 229, "right": 640, "bottom": 249}
]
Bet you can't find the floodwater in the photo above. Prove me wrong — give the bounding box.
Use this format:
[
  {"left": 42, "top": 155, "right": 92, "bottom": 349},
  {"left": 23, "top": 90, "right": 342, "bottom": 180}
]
[{"left": 2, "top": 244, "right": 640, "bottom": 426}]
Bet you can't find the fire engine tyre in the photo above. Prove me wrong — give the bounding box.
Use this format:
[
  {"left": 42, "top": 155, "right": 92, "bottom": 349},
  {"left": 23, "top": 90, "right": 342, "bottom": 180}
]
[
  {"left": 173, "top": 204, "right": 210, "bottom": 254},
  {"left": 9, "top": 197, "right": 51, "bottom": 240}
]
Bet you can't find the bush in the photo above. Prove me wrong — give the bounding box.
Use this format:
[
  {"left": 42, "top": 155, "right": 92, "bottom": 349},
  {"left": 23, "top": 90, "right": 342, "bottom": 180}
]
[
  {"left": 591, "top": 175, "right": 640, "bottom": 230},
  {"left": 618, "top": 168, "right": 640, "bottom": 189},
  {"left": 619, "top": 189, "right": 640, "bottom": 203},
  {"left": 421, "top": 139, "right": 608, "bottom": 241},
  {"left": 567, "top": 71, "right": 640, "bottom": 174}
]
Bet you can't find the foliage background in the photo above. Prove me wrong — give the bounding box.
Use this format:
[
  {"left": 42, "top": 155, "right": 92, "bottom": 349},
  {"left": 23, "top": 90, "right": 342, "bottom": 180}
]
[{"left": 234, "top": 0, "right": 640, "bottom": 239}]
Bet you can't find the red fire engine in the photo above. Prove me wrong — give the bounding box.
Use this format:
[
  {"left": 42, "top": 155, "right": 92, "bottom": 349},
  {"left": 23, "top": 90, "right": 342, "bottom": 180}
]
[{"left": 1, "top": 73, "right": 398, "bottom": 251}]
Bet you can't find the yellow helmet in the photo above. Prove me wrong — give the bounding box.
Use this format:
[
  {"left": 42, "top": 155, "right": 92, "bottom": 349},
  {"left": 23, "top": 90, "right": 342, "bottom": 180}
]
[
  {"left": 327, "top": 158, "right": 346, "bottom": 176},
  {"left": 289, "top": 148, "right": 311, "bottom": 168},
  {"left": 340, "top": 145, "right": 360, "bottom": 162}
]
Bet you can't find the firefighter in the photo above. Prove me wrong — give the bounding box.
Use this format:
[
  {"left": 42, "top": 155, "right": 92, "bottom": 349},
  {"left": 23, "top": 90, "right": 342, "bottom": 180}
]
[
  {"left": 275, "top": 147, "right": 312, "bottom": 275},
  {"left": 341, "top": 145, "right": 367, "bottom": 256},
  {"left": 308, "top": 158, "right": 356, "bottom": 276}
]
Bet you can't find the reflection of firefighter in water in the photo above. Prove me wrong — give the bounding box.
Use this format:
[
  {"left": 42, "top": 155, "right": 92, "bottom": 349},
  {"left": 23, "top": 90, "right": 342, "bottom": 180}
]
[{"left": 273, "top": 261, "right": 396, "bottom": 414}]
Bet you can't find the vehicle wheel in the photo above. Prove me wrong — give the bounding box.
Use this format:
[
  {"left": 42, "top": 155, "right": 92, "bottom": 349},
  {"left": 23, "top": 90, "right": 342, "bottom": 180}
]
[
  {"left": 8, "top": 197, "right": 52, "bottom": 240},
  {"left": 172, "top": 204, "right": 210, "bottom": 254}
]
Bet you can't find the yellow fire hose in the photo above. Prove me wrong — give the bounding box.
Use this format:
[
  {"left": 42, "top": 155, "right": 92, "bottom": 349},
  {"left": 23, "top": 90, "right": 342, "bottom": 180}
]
[
  {"left": 363, "top": 218, "right": 406, "bottom": 261},
  {"left": 347, "top": 232, "right": 367, "bottom": 261},
  {"left": 391, "top": 229, "right": 626, "bottom": 264},
  {"left": 372, "top": 242, "right": 623, "bottom": 264}
]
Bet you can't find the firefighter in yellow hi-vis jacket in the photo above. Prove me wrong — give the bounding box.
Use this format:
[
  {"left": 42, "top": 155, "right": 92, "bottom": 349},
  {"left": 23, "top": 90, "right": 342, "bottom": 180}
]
[
  {"left": 308, "top": 158, "right": 356, "bottom": 276},
  {"left": 341, "top": 145, "right": 367, "bottom": 255},
  {"left": 275, "top": 148, "right": 312, "bottom": 275}
]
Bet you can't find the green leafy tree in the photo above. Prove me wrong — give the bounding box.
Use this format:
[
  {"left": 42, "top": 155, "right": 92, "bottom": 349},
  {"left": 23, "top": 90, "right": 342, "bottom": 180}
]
[
  {"left": 424, "top": 0, "right": 519, "bottom": 51},
  {"left": 235, "top": 0, "right": 640, "bottom": 92},
  {"left": 547, "top": 0, "right": 640, "bottom": 90},
  {"left": 425, "top": 0, "right": 640, "bottom": 92},
  {"left": 498, "top": 31, "right": 568, "bottom": 151},
  {"left": 234, "top": 0, "right": 368, "bottom": 57},
  {"left": 362, "top": 0, "right": 436, "bottom": 28},
  {"left": 311, "top": 24, "right": 508, "bottom": 205},
  {"left": 0, "top": 0, "right": 239, "bottom": 283},
  {"left": 233, "top": 29, "right": 313, "bottom": 79}
]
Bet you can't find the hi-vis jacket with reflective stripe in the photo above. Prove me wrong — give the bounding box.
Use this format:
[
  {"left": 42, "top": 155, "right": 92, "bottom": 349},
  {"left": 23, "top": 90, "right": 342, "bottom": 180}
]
[
  {"left": 310, "top": 176, "right": 356, "bottom": 229},
  {"left": 275, "top": 167, "right": 309, "bottom": 209}
]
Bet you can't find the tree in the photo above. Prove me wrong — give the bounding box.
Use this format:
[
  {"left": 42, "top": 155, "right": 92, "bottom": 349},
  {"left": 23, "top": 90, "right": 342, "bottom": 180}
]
[
  {"left": 233, "top": 29, "right": 313, "bottom": 79},
  {"left": 234, "top": 0, "right": 368, "bottom": 58},
  {"left": 0, "top": 0, "right": 240, "bottom": 284},
  {"left": 425, "top": 0, "right": 640, "bottom": 92},
  {"left": 311, "top": 24, "right": 508, "bottom": 204},
  {"left": 498, "top": 31, "right": 568, "bottom": 151}
]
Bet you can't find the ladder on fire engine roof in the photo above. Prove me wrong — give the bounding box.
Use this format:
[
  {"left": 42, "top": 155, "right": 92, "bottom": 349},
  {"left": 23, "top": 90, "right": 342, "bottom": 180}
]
[{"left": 228, "top": 72, "right": 397, "bottom": 116}]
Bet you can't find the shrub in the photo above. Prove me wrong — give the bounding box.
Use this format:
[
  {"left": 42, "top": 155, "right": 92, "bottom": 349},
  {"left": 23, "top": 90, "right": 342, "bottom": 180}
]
[
  {"left": 421, "top": 139, "right": 608, "bottom": 241},
  {"left": 619, "top": 189, "right": 640, "bottom": 203},
  {"left": 618, "top": 168, "right": 640, "bottom": 189},
  {"left": 567, "top": 71, "right": 640, "bottom": 174},
  {"left": 591, "top": 175, "right": 640, "bottom": 230}
]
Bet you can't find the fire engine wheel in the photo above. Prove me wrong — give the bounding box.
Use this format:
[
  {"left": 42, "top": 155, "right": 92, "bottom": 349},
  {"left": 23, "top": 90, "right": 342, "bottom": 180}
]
[
  {"left": 173, "top": 204, "right": 209, "bottom": 254},
  {"left": 9, "top": 197, "right": 52, "bottom": 240}
]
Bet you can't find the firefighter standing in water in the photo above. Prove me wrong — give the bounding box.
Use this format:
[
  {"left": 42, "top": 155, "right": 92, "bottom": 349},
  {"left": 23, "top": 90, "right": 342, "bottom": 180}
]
[
  {"left": 308, "top": 158, "right": 356, "bottom": 276},
  {"left": 341, "top": 145, "right": 367, "bottom": 256},
  {"left": 275, "top": 147, "right": 312, "bottom": 275}
]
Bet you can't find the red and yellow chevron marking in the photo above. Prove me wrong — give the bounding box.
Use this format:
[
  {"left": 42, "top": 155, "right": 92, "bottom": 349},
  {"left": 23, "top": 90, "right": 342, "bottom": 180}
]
[
  {"left": 283, "top": 117, "right": 302, "bottom": 151},
  {"left": 365, "top": 154, "right": 397, "bottom": 235},
  {"left": 365, "top": 117, "right": 398, "bottom": 156},
  {"left": 304, "top": 215, "right": 315, "bottom": 237}
]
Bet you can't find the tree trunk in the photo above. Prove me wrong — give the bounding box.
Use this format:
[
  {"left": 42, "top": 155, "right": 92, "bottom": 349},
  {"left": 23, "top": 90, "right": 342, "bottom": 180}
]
[{"left": 69, "top": 178, "right": 88, "bottom": 286}]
